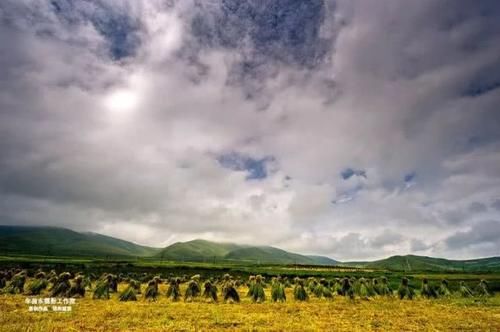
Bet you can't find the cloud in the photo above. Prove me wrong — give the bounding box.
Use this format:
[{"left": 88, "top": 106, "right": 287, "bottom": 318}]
[
  {"left": 0, "top": 0, "right": 500, "bottom": 260},
  {"left": 444, "top": 220, "right": 500, "bottom": 257}
]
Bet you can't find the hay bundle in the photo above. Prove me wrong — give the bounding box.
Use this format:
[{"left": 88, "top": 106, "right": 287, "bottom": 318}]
[
  {"left": 4, "top": 270, "right": 27, "bottom": 294},
  {"left": 119, "top": 280, "right": 139, "bottom": 301},
  {"left": 459, "top": 281, "right": 473, "bottom": 297},
  {"left": 397, "top": 277, "right": 414, "bottom": 300},
  {"left": 378, "top": 277, "right": 392, "bottom": 296},
  {"left": 476, "top": 280, "right": 489, "bottom": 297},
  {"left": 420, "top": 278, "right": 437, "bottom": 298},
  {"left": 246, "top": 275, "right": 256, "bottom": 297},
  {"left": 307, "top": 277, "right": 317, "bottom": 292},
  {"left": 166, "top": 277, "right": 181, "bottom": 301},
  {"left": 357, "top": 277, "right": 370, "bottom": 299},
  {"left": 313, "top": 278, "right": 333, "bottom": 299},
  {"left": 93, "top": 274, "right": 112, "bottom": 299},
  {"left": 222, "top": 274, "right": 240, "bottom": 303},
  {"left": 271, "top": 277, "right": 286, "bottom": 302},
  {"left": 132, "top": 278, "right": 141, "bottom": 294},
  {"left": 293, "top": 278, "right": 308, "bottom": 301},
  {"left": 437, "top": 279, "right": 451, "bottom": 297},
  {"left": 69, "top": 275, "right": 86, "bottom": 298},
  {"left": 145, "top": 277, "right": 161, "bottom": 301},
  {"left": 109, "top": 274, "right": 118, "bottom": 293},
  {"left": 26, "top": 272, "right": 48, "bottom": 295},
  {"left": 0, "top": 272, "right": 6, "bottom": 289},
  {"left": 223, "top": 281, "right": 240, "bottom": 303},
  {"left": 371, "top": 278, "right": 380, "bottom": 296},
  {"left": 82, "top": 275, "right": 92, "bottom": 290},
  {"left": 203, "top": 280, "right": 218, "bottom": 302},
  {"left": 184, "top": 275, "right": 201, "bottom": 302},
  {"left": 248, "top": 275, "right": 266, "bottom": 303},
  {"left": 333, "top": 278, "right": 341, "bottom": 295},
  {"left": 51, "top": 272, "right": 71, "bottom": 297},
  {"left": 340, "top": 277, "right": 354, "bottom": 299}
]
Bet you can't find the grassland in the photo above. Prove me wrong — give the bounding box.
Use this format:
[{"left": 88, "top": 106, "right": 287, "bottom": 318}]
[
  {"left": 1, "top": 284, "right": 499, "bottom": 332},
  {"left": 2, "top": 253, "right": 500, "bottom": 331}
]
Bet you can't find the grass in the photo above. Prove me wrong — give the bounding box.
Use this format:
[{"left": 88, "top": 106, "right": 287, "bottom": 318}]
[{"left": 1, "top": 284, "right": 500, "bottom": 331}]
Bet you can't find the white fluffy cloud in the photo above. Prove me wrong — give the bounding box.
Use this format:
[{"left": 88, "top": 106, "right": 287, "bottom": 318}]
[{"left": 0, "top": 0, "right": 499, "bottom": 260}]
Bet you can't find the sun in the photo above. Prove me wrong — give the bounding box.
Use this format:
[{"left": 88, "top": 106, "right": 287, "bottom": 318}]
[{"left": 104, "top": 89, "right": 140, "bottom": 114}]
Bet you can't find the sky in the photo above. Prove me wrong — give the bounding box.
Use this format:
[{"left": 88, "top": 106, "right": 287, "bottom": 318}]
[{"left": 1, "top": 0, "right": 500, "bottom": 261}]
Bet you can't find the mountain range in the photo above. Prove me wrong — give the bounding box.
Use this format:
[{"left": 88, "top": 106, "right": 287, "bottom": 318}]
[{"left": 1, "top": 225, "right": 499, "bottom": 271}]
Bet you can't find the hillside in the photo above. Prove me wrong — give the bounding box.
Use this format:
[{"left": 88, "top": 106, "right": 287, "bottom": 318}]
[
  {"left": 306, "top": 255, "right": 339, "bottom": 266},
  {"left": 156, "top": 239, "right": 243, "bottom": 261},
  {"left": 345, "top": 255, "right": 500, "bottom": 272},
  {"left": 156, "top": 239, "right": 338, "bottom": 265},
  {"left": 2, "top": 225, "right": 498, "bottom": 270},
  {"left": 0, "top": 225, "right": 160, "bottom": 258},
  {"left": 224, "top": 246, "right": 316, "bottom": 264}
]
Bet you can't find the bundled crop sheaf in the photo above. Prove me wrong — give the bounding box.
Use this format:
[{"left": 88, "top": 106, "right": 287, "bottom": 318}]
[
  {"left": 51, "top": 272, "right": 72, "bottom": 297},
  {"left": 68, "top": 275, "right": 86, "bottom": 298},
  {"left": 203, "top": 280, "right": 218, "bottom": 302},
  {"left": 313, "top": 278, "right": 333, "bottom": 299},
  {"left": 271, "top": 277, "right": 286, "bottom": 302},
  {"left": 370, "top": 278, "right": 380, "bottom": 296},
  {"left": 4, "top": 270, "right": 27, "bottom": 294},
  {"left": 184, "top": 275, "right": 201, "bottom": 302},
  {"left": 249, "top": 275, "right": 266, "bottom": 303},
  {"left": 222, "top": 274, "right": 240, "bottom": 303},
  {"left": 293, "top": 278, "right": 308, "bottom": 301},
  {"left": 438, "top": 279, "right": 451, "bottom": 297},
  {"left": 0, "top": 271, "right": 6, "bottom": 289},
  {"left": 475, "top": 279, "right": 490, "bottom": 297},
  {"left": 166, "top": 277, "right": 181, "bottom": 301},
  {"left": 26, "top": 272, "right": 48, "bottom": 295},
  {"left": 378, "top": 277, "right": 392, "bottom": 296},
  {"left": 145, "top": 276, "right": 162, "bottom": 301},
  {"left": 357, "top": 277, "right": 371, "bottom": 300},
  {"left": 459, "top": 281, "right": 473, "bottom": 297},
  {"left": 397, "top": 277, "right": 414, "bottom": 300},
  {"left": 420, "top": 278, "right": 437, "bottom": 298},
  {"left": 246, "top": 275, "right": 256, "bottom": 297},
  {"left": 109, "top": 274, "right": 118, "bottom": 293},
  {"left": 93, "top": 274, "right": 113, "bottom": 299},
  {"left": 340, "top": 277, "right": 354, "bottom": 299},
  {"left": 119, "top": 279, "right": 139, "bottom": 301}
]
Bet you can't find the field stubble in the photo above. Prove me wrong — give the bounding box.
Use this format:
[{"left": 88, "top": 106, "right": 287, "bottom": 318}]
[{"left": 1, "top": 284, "right": 500, "bottom": 332}]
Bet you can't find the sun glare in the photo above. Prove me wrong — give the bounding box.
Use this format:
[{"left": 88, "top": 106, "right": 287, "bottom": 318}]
[{"left": 104, "top": 89, "right": 140, "bottom": 114}]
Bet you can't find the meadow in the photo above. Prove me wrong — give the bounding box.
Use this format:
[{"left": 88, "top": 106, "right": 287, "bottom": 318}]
[
  {"left": 1, "top": 258, "right": 500, "bottom": 331},
  {"left": 1, "top": 286, "right": 500, "bottom": 331}
]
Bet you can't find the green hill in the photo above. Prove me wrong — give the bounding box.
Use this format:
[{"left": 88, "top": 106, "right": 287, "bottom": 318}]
[
  {"left": 224, "top": 246, "right": 315, "bottom": 264},
  {"left": 3, "top": 225, "right": 498, "bottom": 270},
  {"left": 0, "top": 225, "right": 160, "bottom": 258},
  {"left": 344, "top": 255, "right": 500, "bottom": 272},
  {"left": 306, "top": 255, "right": 339, "bottom": 266},
  {"left": 156, "top": 239, "right": 338, "bottom": 265},
  {"left": 156, "top": 239, "right": 243, "bottom": 261}
]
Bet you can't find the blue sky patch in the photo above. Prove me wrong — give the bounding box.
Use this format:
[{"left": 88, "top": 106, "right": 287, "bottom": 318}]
[{"left": 217, "top": 152, "right": 275, "bottom": 180}]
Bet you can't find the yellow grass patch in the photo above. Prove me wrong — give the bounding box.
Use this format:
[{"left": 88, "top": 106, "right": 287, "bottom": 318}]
[{"left": 1, "top": 285, "right": 499, "bottom": 331}]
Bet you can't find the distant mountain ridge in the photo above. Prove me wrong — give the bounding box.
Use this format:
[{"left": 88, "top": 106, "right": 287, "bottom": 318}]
[
  {"left": 0, "top": 225, "right": 160, "bottom": 257},
  {"left": 156, "top": 239, "right": 338, "bottom": 265},
  {"left": 1, "top": 225, "right": 499, "bottom": 271},
  {"left": 345, "top": 254, "right": 500, "bottom": 272}
]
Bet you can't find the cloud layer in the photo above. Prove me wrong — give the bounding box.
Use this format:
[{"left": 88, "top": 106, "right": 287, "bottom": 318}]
[{"left": 1, "top": 0, "right": 499, "bottom": 260}]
